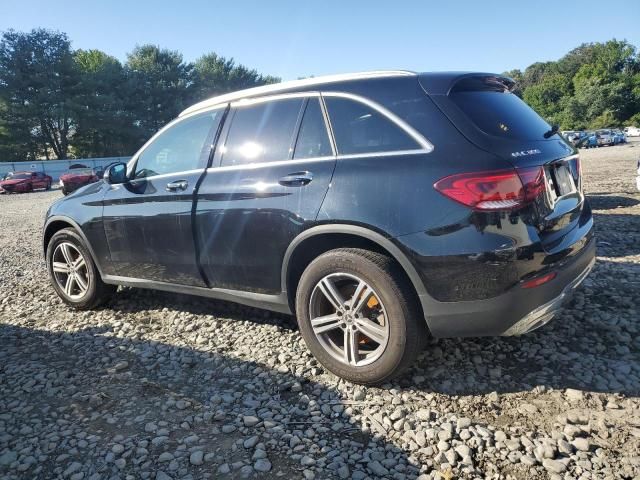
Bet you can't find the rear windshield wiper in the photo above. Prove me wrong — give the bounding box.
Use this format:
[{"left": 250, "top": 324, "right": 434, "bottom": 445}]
[{"left": 543, "top": 124, "right": 559, "bottom": 139}]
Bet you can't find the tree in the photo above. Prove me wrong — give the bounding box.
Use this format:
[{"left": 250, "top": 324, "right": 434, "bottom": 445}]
[
  {"left": 523, "top": 74, "right": 571, "bottom": 125},
  {"left": 191, "top": 53, "right": 280, "bottom": 102},
  {"left": 72, "top": 49, "right": 138, "bottom": 157},
  {"left": 125, "top": 45, "right": 192, "bottom": 139},
  {"left": 0, "top": 29, "right": 80, "bottom": 159},
  {"left": 505, "top": 39, "right": 640, "bottom": 129}
]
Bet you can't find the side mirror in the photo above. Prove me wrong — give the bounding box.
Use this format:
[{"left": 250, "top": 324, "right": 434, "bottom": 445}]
[{"left": 104, "top": 162, "right": 127, "bottom": 185}]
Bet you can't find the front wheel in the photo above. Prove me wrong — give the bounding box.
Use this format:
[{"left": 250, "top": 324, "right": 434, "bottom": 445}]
[
  {"left": 46, "top": 228, "right": 116, "bottom": 309},
  {"left": 46, "top": 181, "right": 51, "bottom": 190},
  {"left": 295, "top": 248, "right": 426, "bottom": 385}
]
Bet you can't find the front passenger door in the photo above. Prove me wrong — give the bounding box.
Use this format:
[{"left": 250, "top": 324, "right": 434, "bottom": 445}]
[{"left": 102, "top": 108, "right": 224, "bottom": 286}]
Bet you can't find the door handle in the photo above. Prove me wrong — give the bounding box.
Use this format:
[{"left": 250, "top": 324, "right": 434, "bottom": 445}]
[
  {"left": 166, "top": 180, "right": 188, "bottom": 192},
  {"left": 278, "top": 171, "right": 313, "bottom": 187}
]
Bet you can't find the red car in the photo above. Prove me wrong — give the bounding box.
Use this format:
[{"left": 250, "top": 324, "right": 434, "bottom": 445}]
[
  {"left": 0, "top": 171, "right": 52, "bottom": 194},
  {"left": 59, "top": 167, "right": 102, "bottom": 195}
]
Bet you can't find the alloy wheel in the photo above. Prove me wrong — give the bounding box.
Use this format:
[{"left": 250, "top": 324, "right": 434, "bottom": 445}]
[
  {"left": 309, "top": 273, "right": 389, "bottom": 367},
  {"left": 52, "top": 242, "right": 89, "bottom": 300}
]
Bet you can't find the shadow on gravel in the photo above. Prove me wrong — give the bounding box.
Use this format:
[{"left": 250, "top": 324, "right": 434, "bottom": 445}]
[
  {"left": 592, "top": 212, "right": 640, "bottom": 257},
  {"left": 0, "top": 322, "right": 415, "bottom": 479},
  {"left": 587, "top": 194, "right": 640, "bottom": 210},
  {"left": 109, "top": 287, "right": 297, "bottom": 331},
  {"left": 404, "top": 258, "right": 640, "bottom": 398}
]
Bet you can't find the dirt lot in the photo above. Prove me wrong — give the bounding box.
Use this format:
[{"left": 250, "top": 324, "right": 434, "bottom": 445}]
[{"left": 1, "top": 141, "right": 639, "bottom": 480}]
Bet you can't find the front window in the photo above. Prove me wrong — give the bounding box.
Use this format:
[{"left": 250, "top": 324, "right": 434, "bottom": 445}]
[{"left": 134, "top": 109, "right": 223, "bottom": 179}]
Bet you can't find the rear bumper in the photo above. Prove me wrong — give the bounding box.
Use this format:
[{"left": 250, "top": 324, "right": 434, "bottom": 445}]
[{"left": 423, "top": 236, "right": 596, "bottom": 338}]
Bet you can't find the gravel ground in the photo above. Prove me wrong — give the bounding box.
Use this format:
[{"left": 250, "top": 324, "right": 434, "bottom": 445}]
[{"left": 1, "top": 141, "right": 639, "bottom": 480}]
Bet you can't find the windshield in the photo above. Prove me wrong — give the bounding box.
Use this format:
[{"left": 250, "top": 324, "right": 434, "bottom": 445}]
[
  {"left": 66, "top": 168, "right": 94, "bottom": 176},
  {"left": 450, "top": 90, "right": 551, "bottom": 141},
  {"left": 6, "top": 173, "right": 30, "bottom": 180}
]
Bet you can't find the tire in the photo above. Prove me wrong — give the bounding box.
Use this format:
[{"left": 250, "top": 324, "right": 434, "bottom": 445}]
[
  {"left": 46, "top": 181, "right": 51, "bottom": 190},
  {"left": 62, "top": 189, "right": 69, "bottom": 196},
  {"left": 295, "top": 248, "right": 426, "bottom": 385},
  {"left": 46, "top": 228, "right": 116, "bottom": 310}
]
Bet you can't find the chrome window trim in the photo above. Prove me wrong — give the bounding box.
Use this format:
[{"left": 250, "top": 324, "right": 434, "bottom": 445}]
[
  {"left": 208, "top": 90, "right": 432, "bottom": 170},
  {"left": 318, "top": 94, "right": 338, "bottom": 156},
  {"left": 204, "top": 149, "right": 429, "bottom": 174},
  {"left": 179, "top": 70, "right": 416, "bottom": 117},
  {"left": 230, "top": 91, "right": 320, "bottom": 108},
  {"left": 128, "top": 88, "right": 434, "bottom": 177},
  {"left": 321, "top": 91, "right": 434, "bottom": 153},
  {"left": 206, "top": 156, "right": 336, "bottom": 173},
  {"left": 127, "top": 168, "right": 206, "bottom": 182}
]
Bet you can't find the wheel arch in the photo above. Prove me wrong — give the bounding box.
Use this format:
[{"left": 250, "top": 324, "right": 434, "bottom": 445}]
[
  {"left": 282, "top": 224, "right": 431, "bottom": 329},
  {"left": 43, "top": 216, "right": 105, "bottom": 277}
]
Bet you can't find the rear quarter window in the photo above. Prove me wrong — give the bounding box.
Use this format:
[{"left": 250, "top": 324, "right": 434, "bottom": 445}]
[
  {"left": 450, "top": 90, "right": 550, "bottom": 141},
  {"left": 324, "top": 96, "right": 421, "bottom": 155}
]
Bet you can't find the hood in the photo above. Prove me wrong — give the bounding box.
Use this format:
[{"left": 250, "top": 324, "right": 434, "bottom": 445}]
[{"left": 0, "top": 179, "right": 28, "bottom": 186}]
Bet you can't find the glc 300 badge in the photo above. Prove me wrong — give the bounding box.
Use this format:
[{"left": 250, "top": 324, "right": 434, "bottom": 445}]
[{"left": 511, "top": 149, "right": 541, "bottom": 158}]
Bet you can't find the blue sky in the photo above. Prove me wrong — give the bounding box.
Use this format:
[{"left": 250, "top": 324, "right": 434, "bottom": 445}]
[{"left": 3, "top": 0, "right": 640, "bottom": 80}]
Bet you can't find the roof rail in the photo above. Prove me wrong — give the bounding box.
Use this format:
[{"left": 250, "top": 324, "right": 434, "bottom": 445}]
[{"left": 179, "top": 70, "right": 416, "bottom": 117}]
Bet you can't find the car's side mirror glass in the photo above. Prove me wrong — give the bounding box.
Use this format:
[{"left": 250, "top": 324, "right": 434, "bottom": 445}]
[{"left": 104, "top": 163, "right": 128, "bottom": 185}]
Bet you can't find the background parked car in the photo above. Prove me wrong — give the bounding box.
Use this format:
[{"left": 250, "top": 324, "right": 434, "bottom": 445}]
[
  {"left": 595, "top": 129, "right": 614, "bottom": 146},
  {"left": 624, "top": 126, "right": 640, "bottom": 137},
  {"left": 612, "top": 130, "right": 627, "bottom": 144},
  {"left": 577, "top": 132, "right": 598, "bottom": 149},
  {"left": 562, "top": 130, "right": 586, "bottom": 147},
  {"left": 59, "top": 167, "right": 103, "bottom": 195},
  {"left": 0, "top": 171, "right": 52, "bottom": 193}
]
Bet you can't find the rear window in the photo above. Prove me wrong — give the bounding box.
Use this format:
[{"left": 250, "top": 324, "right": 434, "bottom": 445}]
[
  {"left": 222, "top": 98, "right": 303, "bottom": 166},
  {"left": 450, "top": 89, "right": 551, "bottom": 141}
]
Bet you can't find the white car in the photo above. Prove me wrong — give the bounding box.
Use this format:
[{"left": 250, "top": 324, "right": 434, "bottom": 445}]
[{"left": 624, "top": 126, "right": 640, "bottom": 137}]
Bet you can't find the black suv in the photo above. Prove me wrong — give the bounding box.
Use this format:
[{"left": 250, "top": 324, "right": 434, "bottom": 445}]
[{"left": 43, "top": 71, "right": 595, "bottom": 384}]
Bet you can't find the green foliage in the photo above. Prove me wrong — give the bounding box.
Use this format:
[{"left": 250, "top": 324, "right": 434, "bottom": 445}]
[
  {"left": 0, "top": 28, "right": 80, "bottom": 160},
  {"left": 125, "top": 45, "right": 192, "bottom": 137},
  {"left": 1, "top": 30, "right": 637, "bottom": 162},
  {"left": 507, "top": 39, "right": 640, "bottom": 130},
  {"left": 0, "top": 30, "right": 279, "bottom": 161},
  {"left": 192, "top": 53, "right": 278, "bottom": 101}
]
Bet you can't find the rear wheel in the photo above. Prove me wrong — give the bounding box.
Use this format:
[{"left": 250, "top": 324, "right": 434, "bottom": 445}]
[
  {"left": 296, "top": 248, "right": 425, "bottom": 385},
  {"left": 45, "top": 181, "right": 51, "bottom": 190},
  {"left": 46, "top": 228, "right": 116, "bottom": 309}
]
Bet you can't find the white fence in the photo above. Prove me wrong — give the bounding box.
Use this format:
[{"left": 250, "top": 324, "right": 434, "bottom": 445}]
[{"left": 0, "top": 157, "right": 130, "bottom": 181}]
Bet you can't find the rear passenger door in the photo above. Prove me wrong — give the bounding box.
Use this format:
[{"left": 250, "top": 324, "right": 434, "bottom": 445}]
[{"left": 195, "top": 93, "right": 336, "bottom": 293}]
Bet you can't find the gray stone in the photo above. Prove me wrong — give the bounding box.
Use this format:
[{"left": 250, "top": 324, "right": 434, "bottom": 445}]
[
  {"left": 254, "top": 458, "right": 272, "bottom": 472},
  {"left": 542, "top": 459, "right": 567, "bottom": 474},
  {"left": 189, "top": 450, "right": 204, "bottom": 466}
]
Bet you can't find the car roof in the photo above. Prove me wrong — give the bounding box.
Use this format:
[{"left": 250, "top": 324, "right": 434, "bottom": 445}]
[
  {"left": 179, "top": 70, "right": 416, "bottom": 117},
  {"left": 179, "top": 70, "right": 511, "bottom": 117}
]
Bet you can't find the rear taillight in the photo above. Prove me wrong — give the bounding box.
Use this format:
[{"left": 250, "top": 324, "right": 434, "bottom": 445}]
[
  {"left": 521, "top": 271, "right": 557, "bottom": 289},
  {"left": 434, "top": 166, "right": 545, "bottom": 211}
]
